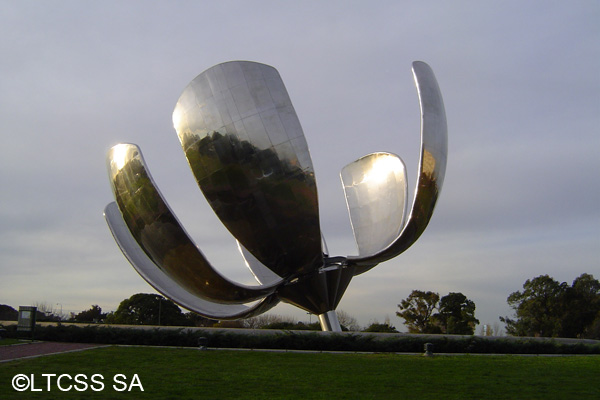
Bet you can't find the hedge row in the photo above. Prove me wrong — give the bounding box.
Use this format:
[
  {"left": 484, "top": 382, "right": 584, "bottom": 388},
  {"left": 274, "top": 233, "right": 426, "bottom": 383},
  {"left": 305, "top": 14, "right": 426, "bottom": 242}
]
[{"left": 4, "top": 324, "right": 599, "bottom": 354}]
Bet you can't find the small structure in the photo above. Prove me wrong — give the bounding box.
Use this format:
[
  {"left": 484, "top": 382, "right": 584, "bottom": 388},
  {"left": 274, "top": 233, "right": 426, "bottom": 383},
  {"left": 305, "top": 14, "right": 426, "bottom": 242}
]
[
  {"left": 423, "top": 342, "right": 434, "bottom": 357},
  {"left": 17, "top": 306, "right": 37, "bottom": 339},
  {"left": 198, "top": 337, "right": 208, "bottom": 350}
]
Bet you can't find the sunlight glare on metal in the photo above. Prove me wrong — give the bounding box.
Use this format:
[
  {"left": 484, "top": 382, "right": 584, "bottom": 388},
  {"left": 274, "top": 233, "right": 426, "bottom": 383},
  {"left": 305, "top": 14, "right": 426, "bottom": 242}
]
[
  {"left": 360, "top": 153, "right": 405, "bottom": 186},
  {"left": 110, "top": 143, "right": 131, "bottom": 171}
]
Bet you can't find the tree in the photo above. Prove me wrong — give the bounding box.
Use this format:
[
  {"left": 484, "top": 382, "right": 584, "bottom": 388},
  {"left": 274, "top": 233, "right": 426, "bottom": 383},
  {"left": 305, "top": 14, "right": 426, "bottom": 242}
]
[
  {"left": 501, "top": 273, "right": 600, "bottom": 338},
  {"left": 106, "top": 293, "right": 189, "bottom": 326},
  {"left": 71, "top": 305, "right": 107, "bottom": 323},
  {"left": 396, "top": 290, "right": 441, "bottom": 333},
  {"left": 0, "top": 304, "right": 18, "bottom": 320},
  {"left": 433, "top": 292, "right": 479, "bottom": 335},
  {"left": 363, "top": 316, "right": 399, "bottom": 333},
  {"left": 336, "top": 310, "right": 360, "bottom": 331},
  {"left": 500, "top": 275, "right": 566, "bottom": 337},
  {"left": 212, "top": 320, "right": 246, "bottom": 328},
  {"left": 242, "top": 314, "right": 295, "bottom": 329},
  {"left": 33, "top": 302, "right": 62, "bottom": 322},
  {"left": 185, "top": 312, "right": 217, "bottom": 327},
  {"left": 397, "top": 290, "right": 479, "bottom": 334},
  {"left": 561, "top": 273, "right": 600, "bottom": 338}
]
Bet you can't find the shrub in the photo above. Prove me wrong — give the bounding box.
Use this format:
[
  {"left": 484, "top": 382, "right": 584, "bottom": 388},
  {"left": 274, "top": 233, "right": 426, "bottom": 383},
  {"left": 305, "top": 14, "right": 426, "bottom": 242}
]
[{"left": 3, "top": 324, "right": 599, "bottom": 354}]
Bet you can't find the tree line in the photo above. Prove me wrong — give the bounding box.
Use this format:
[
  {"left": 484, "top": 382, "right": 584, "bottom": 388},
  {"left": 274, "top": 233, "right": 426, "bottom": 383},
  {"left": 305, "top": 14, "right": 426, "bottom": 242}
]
[
  {"left": 0, "top": 295, "right": 393, "bottom": 332},
  {"left": 1, "top": 273, "right": 597, "bottom": 338},
  {"left": 394, "top": 273, "right": 599, "bottom": 339},
  {"left": 500, "top": 273, "right": 599, "bottom": 339},
  {"left": 396, "top": 291, "right": 479, "bottom": 335}
]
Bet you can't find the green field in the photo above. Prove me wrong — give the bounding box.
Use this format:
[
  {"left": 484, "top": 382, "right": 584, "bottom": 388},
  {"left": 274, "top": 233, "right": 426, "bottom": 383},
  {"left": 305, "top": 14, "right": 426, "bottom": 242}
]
[
  {"left": 0, "top": 340, "right": 21, "bottom": 346},
  {"left": 1, "top": 346, "right": 598, "bottom": 399}
]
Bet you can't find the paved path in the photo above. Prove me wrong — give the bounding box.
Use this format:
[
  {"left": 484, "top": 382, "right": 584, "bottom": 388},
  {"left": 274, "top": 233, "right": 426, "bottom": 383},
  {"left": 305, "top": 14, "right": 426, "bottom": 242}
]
[{"left": 0, "top": 342, "right": 107, "bottom": 363}]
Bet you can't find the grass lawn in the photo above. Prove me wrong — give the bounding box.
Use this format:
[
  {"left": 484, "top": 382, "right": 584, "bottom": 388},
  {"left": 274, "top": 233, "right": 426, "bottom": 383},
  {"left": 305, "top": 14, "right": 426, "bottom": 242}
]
[
  {"left": 0, "top": 340, "right": 22, "bottom": 346},
  {"left": 1, "top": 346, "right": 598, "bottom": 399}
]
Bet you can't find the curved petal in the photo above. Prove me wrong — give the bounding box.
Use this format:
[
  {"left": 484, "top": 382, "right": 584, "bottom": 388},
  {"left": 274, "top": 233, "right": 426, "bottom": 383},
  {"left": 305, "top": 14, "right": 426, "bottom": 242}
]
[
  {"left": 105, "top": 202, "right": 279, "bottom": 319},
  {"left": 237, "top": 240, "right": 283, "bottom": 286},
  {"left": 172, "top": 61, "right": 323, "bottom": 279},
  {"left": 348, "top": 61, "right": 448, "bottom": 274},
  {"left": 106, "top": 143, "right": 279, "bottom": 303},
  {"left": 321, "top": 232, "right": 329, "bottom": 257},
  {"left": 341, "top": 152, "right": 408, "bottom": 257}
]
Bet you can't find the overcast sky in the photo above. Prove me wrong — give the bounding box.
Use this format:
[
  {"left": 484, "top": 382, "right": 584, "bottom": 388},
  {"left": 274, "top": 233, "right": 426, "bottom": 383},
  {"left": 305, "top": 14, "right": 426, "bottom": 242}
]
[{"left": 1, "top": 1, "right": 598, "bottom": 330}]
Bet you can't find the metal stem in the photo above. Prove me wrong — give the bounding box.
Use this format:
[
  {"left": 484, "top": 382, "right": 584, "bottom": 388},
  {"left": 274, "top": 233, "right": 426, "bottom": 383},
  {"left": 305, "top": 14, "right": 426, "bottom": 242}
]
[{"left": 318, "top": 310, "right": 342, "bottom": 332}]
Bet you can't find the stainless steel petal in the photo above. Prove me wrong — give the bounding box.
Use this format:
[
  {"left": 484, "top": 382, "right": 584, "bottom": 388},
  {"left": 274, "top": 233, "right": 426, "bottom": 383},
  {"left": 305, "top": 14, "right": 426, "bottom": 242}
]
[
  {"left": 172, "top": 61, "right": 322, "bottom": 278},
  {"left": 348, "top": 61, "right": 448, "bottom": 273},
  {"left": 341, "top": 152, "right": 408, "bottom": 257},
  {"left": 106, "top": 143, "right": 278, "bottom": 303},
  {"left": 321, "top": 233, "right": 329, "bottom": 256},
  {"left": 104, "top": 202, "right": 279, "bottom": 319},
  {"left": 237, "top": 240, "right": 283, "bottom": 286}
]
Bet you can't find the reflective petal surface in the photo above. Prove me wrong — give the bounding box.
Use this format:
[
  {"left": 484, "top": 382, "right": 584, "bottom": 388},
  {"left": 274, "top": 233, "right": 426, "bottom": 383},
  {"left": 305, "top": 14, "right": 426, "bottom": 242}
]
[
  {"left": 349, "top": 61, "right": 448, "bottom": 273},
  {"left": 105, "top": 202, "right": 279, "bottom": 319},
  {"left": 237, "top": 241, "right": 283, "bottom": 286},
  {"left": 105, "top": 60, "right": 448, "bottom": 331},
  {"left": 106, "top": 143, "right": 277, "bottom": 303},
  {"left": 172, "top": 61, "right": 322, "bottom": 278},
  {"left": 341, "top": 152, "right": 408, "bottom": 257}
]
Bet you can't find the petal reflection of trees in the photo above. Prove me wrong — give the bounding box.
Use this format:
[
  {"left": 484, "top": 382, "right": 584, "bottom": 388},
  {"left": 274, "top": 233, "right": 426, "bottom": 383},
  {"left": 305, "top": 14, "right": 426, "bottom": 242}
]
[
  {"left": 111, "top": 151, "right": 273, "bottom": 303},
  {"left": 184, "top": 130, "right": 321, "bottom": 278}
]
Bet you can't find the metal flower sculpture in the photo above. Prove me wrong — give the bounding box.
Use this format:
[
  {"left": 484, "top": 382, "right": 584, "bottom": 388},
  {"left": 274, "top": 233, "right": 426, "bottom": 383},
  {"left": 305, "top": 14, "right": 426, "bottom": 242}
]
[{"left": 104, "top": 61, "right": 447, "bottom": 331}]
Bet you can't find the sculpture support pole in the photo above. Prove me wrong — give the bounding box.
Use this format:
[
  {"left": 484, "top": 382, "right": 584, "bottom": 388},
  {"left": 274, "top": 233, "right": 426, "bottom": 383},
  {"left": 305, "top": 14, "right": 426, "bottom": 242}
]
[{"left": 318, "top": 310, "right": 342, "bottom": 332}]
